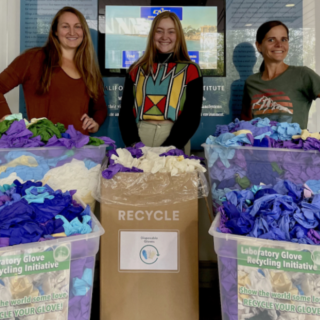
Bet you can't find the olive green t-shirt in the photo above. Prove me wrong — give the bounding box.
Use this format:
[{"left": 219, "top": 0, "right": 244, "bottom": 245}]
[{"left": 241, "top": 66, "right": 320, "bottom": 129}]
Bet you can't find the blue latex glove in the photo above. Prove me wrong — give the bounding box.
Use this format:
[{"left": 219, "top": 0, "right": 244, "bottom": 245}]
[
  {"left": 306, "top": 180, "right": 320, "bottom": 194},
  {"left": 55, "top": 215, "right": 92, "bottom": 236},
  {"left": 71, "top": 268, "right": 93, "bottom": 296},
  {"left": 23, "top": 186, "right": 54, "bottom": 204}
]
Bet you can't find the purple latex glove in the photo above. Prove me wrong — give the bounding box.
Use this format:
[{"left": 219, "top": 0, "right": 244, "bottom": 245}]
[
  {"left": 218, "top": 207, "right": 232, "bottom": 233},
  {"left": 238, "top": 121, "right": 271, "bottom": 137},
  {"left": 223, "top": 201, "right": 255, "bottom": 234},
  {"left": 214, "top": 124, "right": 229, "bottom": 136},
  {"left": 307, "top": 229, "right": 320, "bottom": 244},
  {"left": 269, "top": 120, "right": 278, "bottom": 126},
  {"left": 160, "top": 149, "right": 185, "bottom": 157},
  {"left": 0, "top": 238, "right": 9, "bottom": 248},
  {"left": 68, "top": 293, "right": 92, "bottom": 320},
  {"left": 233, "top": 150, "right": 247, "bottom": 169},
  {"left": 66, "top": 125, "right": 90, "bottom": 148},
  {"left": 290, "top": 225, "right": 308, "bottom": 239},
  {"left": 160, "top": 149, "right": 205, "bottom": 161},
  {"left": 23, "top": 136, "right": 45, "bottom": 148},
  {"left": 101, "top": 164, "right": 143, "bottom": 179},
  {"left": 135, "top": 142, "right": 145, "bottom": 148},
  {"left": 126, "top": 147, "right": 143, "bottom": 158},
  {"left": 211, "top": 159, "right": 246, "bottom": 182},
  {"left": 96, "top": 136, "right": 116, "bottom": 149},
  {"left": 131, "top": 167, "right": 143, "bottom": 173},
  {"left": 102, "top": 164, "right": 130, "bottom": 179},
  {"left": 258, "top": 227, "right": 286, "bottom": 240},
  {"left": 46, "top": 135, "right": 74, "bottom": 149},
  {"left": 246, "top": 154, "right": 280, "bottom": 186},
  {"left": 0, "top": 120, "right": 37, "bottom": 148},
  {"left": 107, "top": 149, "right": 119, "bottom": 165},
  {"left": 0, "top": 195, "right": 11, "bottom": 206},
  {"left": 71, "top": 256, "right": 94, "bottom": 279},
  {"left": 275, "top": 139, "right": 304, "bottom": 149},
  {"left": 246, "top": 133, "right": 254, "bottom": 145},
  {"left": 303, "top": 138, "right": 320, "bottom": 151},
  {"left": 248, "top": 215, "right": 270, "bottom": 238},
  {"left": 6, "top": 120, "right": 32, "bottom": 137},
  {"left": 218, "top": 243, "right": 238, "bottom": 320}
]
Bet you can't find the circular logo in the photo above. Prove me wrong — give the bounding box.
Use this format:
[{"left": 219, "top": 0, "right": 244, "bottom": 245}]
[
  {"left": 53, "top": 245, "right": 70, "bottom": 262},
  {"left": 139, "top": 245, "right": 160, "bottom": 265},
  {"left": 312, "top": 251, "right": 320, "bottom": 270}
]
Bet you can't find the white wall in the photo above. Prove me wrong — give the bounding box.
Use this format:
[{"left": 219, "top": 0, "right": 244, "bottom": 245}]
[
  {"left": 304, "top": 0, "right": 320, "bottom": 132},
  {"left": 0, "top": 0, "right": 20, "bottom": 113}
]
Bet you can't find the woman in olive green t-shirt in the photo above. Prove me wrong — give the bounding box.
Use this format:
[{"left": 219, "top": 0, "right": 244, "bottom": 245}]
[{"left": 241, "top": 20, "right": 320, "bottom": 129}]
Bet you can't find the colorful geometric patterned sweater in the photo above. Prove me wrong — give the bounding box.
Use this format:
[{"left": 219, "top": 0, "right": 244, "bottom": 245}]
[{"left": 119, "top": 53, "right": 203, "bottom": 149}]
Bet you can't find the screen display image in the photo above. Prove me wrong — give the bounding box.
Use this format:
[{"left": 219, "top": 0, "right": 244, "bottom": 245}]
[{"left": 104, "top": 6, "right": 219, "bottom": 71}]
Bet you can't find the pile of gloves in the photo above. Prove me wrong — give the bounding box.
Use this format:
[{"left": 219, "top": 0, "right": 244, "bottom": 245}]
[
  {"left": 208, "top": 117, "right": 320, "bottom": 150},
  {"left": 205, "top": 118, "right": 320, "bottom": 209},
  {"left": 0, "top": 115, "right": 115, "bottom": 149},
  {"left": 0, "top": 180, "right": 92, "bottom": 246},
  {"left": 218, "top": 179, "right": 320, "bottom": 244},
  {"left": 0, "top": 179, "right": 97, "bottom": 320},
  {"left": 0, "top": 115, "right": 116, "bottom": 208},
  {"left": 216, "top": 179, "right": 320, "bottom": 320},
  {"left": 102, "top": 143, "right": 206, "bottom": 179}
]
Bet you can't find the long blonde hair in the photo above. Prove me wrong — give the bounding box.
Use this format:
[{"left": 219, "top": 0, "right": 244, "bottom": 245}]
[
  {"left": 129, "top": 11, "right": 191, "bottom": 74},
  {"left": 38, "top": 6, "right": 103, "bottom": 101}
]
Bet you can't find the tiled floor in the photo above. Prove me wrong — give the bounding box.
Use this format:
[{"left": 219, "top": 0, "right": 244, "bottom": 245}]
[{"left": 90, "top": 262, "right": 222, "bottom": 320}]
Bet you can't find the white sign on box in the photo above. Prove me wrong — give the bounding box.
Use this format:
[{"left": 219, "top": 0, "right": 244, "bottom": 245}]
[{"left": 119, "top": 230, "right": 179, "bottom": 272}]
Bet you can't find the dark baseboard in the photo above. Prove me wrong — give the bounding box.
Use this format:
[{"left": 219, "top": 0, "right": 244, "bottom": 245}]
[{"left": 199, "top": 260, "right": 218, "bottom": 288}]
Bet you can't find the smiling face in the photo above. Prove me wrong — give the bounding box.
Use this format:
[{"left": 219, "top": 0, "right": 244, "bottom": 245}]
[
  {"left": 256, "top": 25, "right": 289, "bottom": 64},
  {"left": 55, "top": 12, "right": 84, "bottom": 52},
  {"left": 154, "top": 18, "right": 177, "bottom": 54}
]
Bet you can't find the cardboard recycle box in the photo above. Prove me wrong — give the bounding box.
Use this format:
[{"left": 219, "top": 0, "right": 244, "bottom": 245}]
[{"left": 99, "top": 171, "right": 208, "bottom": 320}]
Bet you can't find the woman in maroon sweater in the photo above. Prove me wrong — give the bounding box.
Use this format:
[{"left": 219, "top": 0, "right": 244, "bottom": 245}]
[{"left": 0, "top": 7, "right": 107, "bottom": 134}]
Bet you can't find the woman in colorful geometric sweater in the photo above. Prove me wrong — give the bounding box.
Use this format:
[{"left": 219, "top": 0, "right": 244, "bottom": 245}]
[
  {"left": 119, "top": 11, "right": 203, "bottom": 154},
  {"left": 241, "top": 20, "right": 320, "bottom": 129}
]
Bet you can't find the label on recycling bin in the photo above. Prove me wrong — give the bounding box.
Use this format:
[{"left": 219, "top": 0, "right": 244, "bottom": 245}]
[
  {"left": 0, "top": 244, "right": 70, "bottom": 320},
  {"left": 237, "top": 243, "right": 320, "bottom": 319},
  {"left": 119, "top": 230, "right": 179, "bottom": 272}
]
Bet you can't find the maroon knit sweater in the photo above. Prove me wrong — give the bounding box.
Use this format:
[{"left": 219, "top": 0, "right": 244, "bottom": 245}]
[{"left": 0, "top": 48, "right": 107, "bottom": 134}]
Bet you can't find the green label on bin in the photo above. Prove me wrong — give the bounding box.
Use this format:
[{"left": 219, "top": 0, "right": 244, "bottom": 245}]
[
  {"left": 237, "top": 244, "right": 320, "bottom": 319},
  {"left": 238, "top": 244, "right": 320, "bottom": 274},
  {"left": 0, "top": 244, "right": 70, "bottom": 278},
  {"left": 0, "top": 244, "right": 71, "bottom": 320}
]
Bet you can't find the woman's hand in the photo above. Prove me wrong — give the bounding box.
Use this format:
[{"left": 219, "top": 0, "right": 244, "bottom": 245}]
[
  {"left": 0, "top": 115, "right": 10, "bottom": 122},
  {"left": 81, "top": 114, "right": 99, "bottom": 133}
]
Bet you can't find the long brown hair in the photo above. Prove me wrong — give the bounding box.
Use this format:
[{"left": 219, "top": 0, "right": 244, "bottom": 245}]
[
  {"left": 38, "top": 6, "right": 103, "bottom": 101},
  {"left": 129, "top": 11, "right": 191, "bottom": 74}
]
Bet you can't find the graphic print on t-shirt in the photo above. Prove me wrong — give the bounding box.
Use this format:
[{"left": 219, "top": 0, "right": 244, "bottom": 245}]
[{"left": 251, "top": 88, "right": 293, "bottom": 122}]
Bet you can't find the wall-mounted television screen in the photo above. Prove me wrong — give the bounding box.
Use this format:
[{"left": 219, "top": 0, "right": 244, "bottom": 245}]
[{"left": 98, "top": 1, "right": 226, "bottom": 77}]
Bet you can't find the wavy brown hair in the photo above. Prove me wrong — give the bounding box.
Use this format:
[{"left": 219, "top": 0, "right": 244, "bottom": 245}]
[
  {"left": 38, "top": 6, "right": 103, "bottom": 101},
  {"left": 129, "top": 11, "right": 191, "bottom": 74}
]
